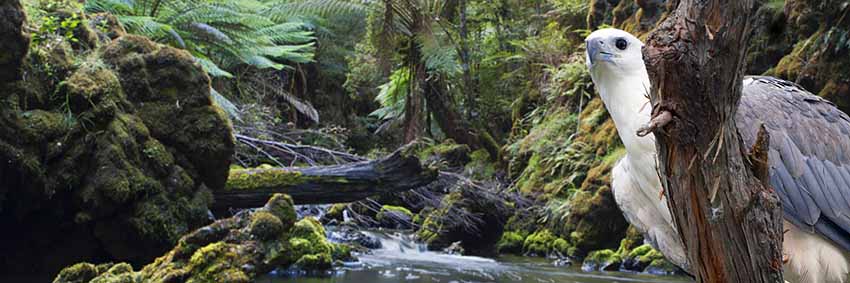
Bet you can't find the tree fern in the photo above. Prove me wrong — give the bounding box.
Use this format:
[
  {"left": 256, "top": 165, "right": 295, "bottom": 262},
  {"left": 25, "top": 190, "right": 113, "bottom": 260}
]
[
  {"left": 85, "top": 0, "right": 318, "bottom": 75},
  {"left": 371, "top": 67, "right": 411, "bottom": 121}
]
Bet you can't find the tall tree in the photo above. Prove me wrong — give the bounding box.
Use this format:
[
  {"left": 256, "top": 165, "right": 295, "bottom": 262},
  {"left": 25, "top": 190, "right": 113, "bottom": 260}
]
[
  {"left": 375, "top": 0, "right": 499, "bottom": 158},
  {"left": 642, "top": 0, "right": 784, "bottom": 282}
]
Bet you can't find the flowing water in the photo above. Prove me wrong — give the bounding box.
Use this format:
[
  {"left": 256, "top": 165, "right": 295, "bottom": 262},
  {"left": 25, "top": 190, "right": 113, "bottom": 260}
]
[{"left": 259, "top": 230, "right": 693, "bottom": 283}]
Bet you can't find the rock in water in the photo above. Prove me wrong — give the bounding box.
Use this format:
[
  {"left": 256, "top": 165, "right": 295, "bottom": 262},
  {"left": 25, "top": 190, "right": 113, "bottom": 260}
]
[{"left": 0, "top": 4, "right": 234, "bottom": 279}]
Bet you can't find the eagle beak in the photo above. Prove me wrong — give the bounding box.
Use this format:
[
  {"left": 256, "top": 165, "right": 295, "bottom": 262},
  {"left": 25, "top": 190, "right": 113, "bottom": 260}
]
[{"left": 585, "top": 39, "right": 612, "bottom": 67}]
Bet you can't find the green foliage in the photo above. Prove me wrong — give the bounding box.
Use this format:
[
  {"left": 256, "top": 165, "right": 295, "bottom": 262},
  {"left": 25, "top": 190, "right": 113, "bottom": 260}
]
[
  {"left": 84, "top": 0, "right": 321, "bottom": 75},
  {"left": 33, "top": 13, "right": 82, "bottom": 45},
  {"left": 371, "top": 67, "right": 410, "bottom": 121}
]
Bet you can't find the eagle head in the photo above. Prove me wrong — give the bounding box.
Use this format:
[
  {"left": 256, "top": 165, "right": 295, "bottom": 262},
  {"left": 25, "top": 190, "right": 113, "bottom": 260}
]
[{"left": 585, "top": 28, "right": 646, "bottom": 76}]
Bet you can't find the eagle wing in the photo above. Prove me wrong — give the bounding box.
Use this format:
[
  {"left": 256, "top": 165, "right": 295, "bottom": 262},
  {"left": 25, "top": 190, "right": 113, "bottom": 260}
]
[{"left": 737, "top": 76, "right": 850, "bottom": 251}]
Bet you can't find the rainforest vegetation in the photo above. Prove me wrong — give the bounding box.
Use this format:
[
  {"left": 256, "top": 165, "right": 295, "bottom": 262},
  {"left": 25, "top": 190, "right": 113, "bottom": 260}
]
[{"left": 0, "top": 0, "right": 847, "bottom": 282}]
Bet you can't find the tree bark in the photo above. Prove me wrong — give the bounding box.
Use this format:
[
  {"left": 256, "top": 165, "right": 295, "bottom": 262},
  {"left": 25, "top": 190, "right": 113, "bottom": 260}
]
[
  {"left": 643, "top": 0, "right": 784, "bottom": 282},
  {"left": 213, "top": 147, "right": 437, "bottom": 208}
]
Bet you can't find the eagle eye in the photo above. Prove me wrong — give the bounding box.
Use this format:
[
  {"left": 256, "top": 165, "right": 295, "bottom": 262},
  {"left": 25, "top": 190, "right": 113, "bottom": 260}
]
[{"left": 615, "top": 38, "right": 628, "bottom": 50}]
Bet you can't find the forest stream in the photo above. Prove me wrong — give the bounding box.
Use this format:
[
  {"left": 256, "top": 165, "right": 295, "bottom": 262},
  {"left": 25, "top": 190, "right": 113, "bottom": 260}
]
[
  {"left": 4, "top": 0, "right": 849, "bottom": 281},
  {"left": 259, "top": 229, "right": 692, "bottom": 283}
]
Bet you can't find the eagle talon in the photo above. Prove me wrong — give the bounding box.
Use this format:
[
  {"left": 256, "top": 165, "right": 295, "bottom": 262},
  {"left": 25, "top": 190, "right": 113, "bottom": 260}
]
[{"left": 637, "top": 110, "right": 673, "bottom": 137}]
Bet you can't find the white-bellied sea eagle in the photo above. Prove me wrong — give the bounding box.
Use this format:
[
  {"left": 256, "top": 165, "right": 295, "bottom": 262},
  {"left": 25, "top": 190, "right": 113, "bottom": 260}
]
[{"left": 586, "top": 28, "right": 850, "bottom": 283}]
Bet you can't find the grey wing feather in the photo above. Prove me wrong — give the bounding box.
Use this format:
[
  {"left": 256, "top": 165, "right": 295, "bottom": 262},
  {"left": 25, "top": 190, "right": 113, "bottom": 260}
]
[{"left": 737, "top": 76, "right": 850, "bottom": 251}]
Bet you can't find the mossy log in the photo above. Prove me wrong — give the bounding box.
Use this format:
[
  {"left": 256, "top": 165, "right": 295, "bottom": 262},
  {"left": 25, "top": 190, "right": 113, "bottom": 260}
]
[{"left": 215, "top": 148, "right": 438, "bottom": 208}]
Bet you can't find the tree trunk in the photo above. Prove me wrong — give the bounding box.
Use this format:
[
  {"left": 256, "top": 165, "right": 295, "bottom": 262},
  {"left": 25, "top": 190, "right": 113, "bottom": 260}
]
[
  {"left": 403, "top": 42, "right": 426, "bottom": 143},
  {"left": 643, "top": 0, "right": 784, "bottom": 282},
  {"left": 213, "top": 147, "right": 437, "bottom": 208}
]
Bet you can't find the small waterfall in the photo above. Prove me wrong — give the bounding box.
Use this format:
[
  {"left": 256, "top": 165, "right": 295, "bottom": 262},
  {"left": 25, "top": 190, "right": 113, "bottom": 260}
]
[
  {"left": 359, "top": 231, "right": 497, "bottom": 265},
  {"left": 371, "top": 231, "right": 428, "bottom": 254}
]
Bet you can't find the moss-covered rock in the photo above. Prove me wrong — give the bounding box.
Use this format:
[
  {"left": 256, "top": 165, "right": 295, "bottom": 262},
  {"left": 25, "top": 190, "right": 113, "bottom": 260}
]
[
  {"left": 416, "top": 189, "right": 511, "bottom": 255},
  {"left": 581, "top": 249, "right": 623, "bottom": 272},
  {"left": 0, "top": 0, "right": 29, "bottom": 83},
  {"left": 53, "top": 262, "right": 102, "bottom": 283},
  {"left": 521, "top": 229, "right": 570, "bottom": 257},
  {"left": 496, "top": 231, "right": 526, "bottom": 255},
  {"left": 54, "top": 194, "right": 339, "bottom": 283},
  {"left": 0, "top": 8, "right": 234, "bottom": 278},
  {"left": 376, "top": 205, "right": 414, "bottom": 229},
  {"left": 249, "top": 211, "right": 285, "bottom": 240}
]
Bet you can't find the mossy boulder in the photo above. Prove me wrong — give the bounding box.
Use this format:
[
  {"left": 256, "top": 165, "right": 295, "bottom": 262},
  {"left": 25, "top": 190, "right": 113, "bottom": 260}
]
[
  {"left": 249, "top": 211, "right": 285, "bottom": 240},
  {"left": 0, "top": 0, "right": 29, "bottom": 83},
  {"left": 54, "top": 194, "right": 341, "bottom": 283},
  {"left": 53, "top": 263, "right": 105, "bottom": 283},
  {"left": 1, "top": 8, "right": 234, "bottom": 279},
  {"left": 581, "top": 249, "right": 623, "bottom": 272},
  {"left": 416, "top": 188, "right": 511, "bottom": 255},
  {"left": 521, "top": 229, "right": 570, "bottom": 257},
  {"left": 496, "top": 231, "right": 526, "bottom": 255},
  {"left": 376, "top": 205, "right": 414, "bottom": 229}
]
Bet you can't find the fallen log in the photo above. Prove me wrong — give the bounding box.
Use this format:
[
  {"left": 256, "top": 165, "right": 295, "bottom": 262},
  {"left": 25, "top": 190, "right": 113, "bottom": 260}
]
[{"left": 213, "top": 147, "right": 438, "bottom": 208}]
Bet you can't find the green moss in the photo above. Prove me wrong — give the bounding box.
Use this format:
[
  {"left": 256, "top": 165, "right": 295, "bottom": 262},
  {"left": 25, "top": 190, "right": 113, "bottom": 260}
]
[
  {"left": 186, "top": 242, "right": 250, "bottom": 283},
  {"left": 465, "top": 149, "right": 497, "bottom": 179},
  {"left": 583, "top": 249, "right": 623, "bottom": 271},
  {"left": 142, "top": 139, "right": 174, "bottom": 168},
  {"left": 496, "top": 231, "right": 525, "bottom": 254},
  {"left": 249, "top": 211, "right": 284, "bottom": 240},
  {"left": 264, "top": 194, "right": 297, "bottom": 228},
  {"left": 331, "top": 243, "right": 353, "bottom": 262},
  {"left": 294, "top": 253, "right": 332, "bottom": 270},
  {"left": 285, "top": 217, "right": 334, "bottom": 270},
  {"left": 18, "top": 109, "right": 66, "bottom": 143},
  {"left": 627, "top": 244, "right": 653, "bottom": 261},
  {"left": 292, "top": 217, "right": 328, "bottom": 238},
  {"left": 552, "top": 238, "right": 571, "bottom": 255},
  {"left": 88, "top": 263, "right": 136, "bottom": 283},
  {"left": 324, "top": 203, "right": 347, "bottom": 222},
  {"left": 522, "top": 229, "right": 558, "bottom": 256},
  {"left": 53, "top": 262, "right": 99, "bottom": 283},
  {"left": 376, "top": 205, "right": 413, "bottom": 221},
  {"left": 417, "top": 139, "right": 471, "bottom": 168},
  {"left": 226, "top": 168, "right": 308, "bottom": 190}
]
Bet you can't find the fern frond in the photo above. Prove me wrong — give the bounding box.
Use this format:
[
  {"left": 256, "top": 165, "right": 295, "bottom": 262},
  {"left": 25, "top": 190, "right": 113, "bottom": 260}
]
[
  {"left": 194, "top": 56, "right": 233, "bottom": 78},
  {"left": 263, "top": 0, "right": 369, "bottom": 22}
]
